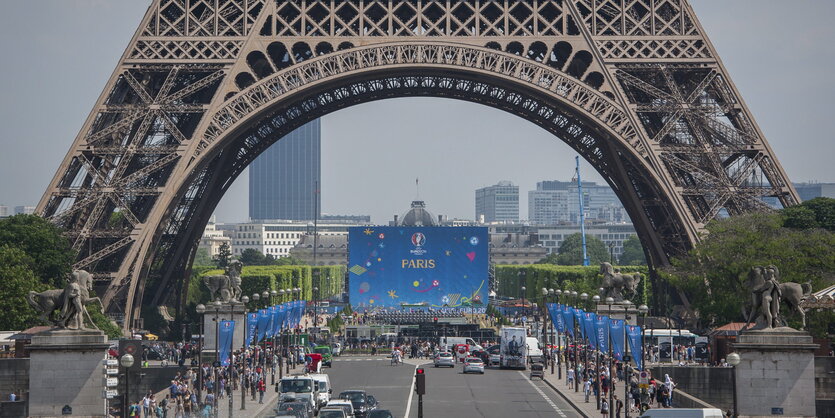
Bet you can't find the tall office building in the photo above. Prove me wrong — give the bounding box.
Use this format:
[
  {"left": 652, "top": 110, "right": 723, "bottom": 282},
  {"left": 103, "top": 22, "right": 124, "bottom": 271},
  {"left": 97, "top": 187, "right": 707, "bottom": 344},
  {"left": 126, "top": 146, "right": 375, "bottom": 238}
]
[
  {"left": 249, "top": 119, "right": 321, "bottom": 221},
  {"left": 475, "top": 181, "right": 519, "bottom": 223},
  {"left": 528, "top": 180, "right": 628, "bottom": 224}
]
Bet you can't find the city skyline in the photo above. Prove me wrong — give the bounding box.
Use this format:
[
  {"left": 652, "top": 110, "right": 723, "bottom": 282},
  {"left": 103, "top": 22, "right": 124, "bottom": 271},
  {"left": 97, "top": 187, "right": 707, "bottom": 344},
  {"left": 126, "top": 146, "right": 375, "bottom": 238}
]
[{"left": 1, "top": 1, "right": 834, "bottom": 225}]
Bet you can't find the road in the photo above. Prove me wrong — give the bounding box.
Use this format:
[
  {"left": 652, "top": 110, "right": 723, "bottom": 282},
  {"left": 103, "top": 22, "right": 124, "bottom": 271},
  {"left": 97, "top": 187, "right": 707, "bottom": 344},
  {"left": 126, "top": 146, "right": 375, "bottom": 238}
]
[{"left": 260, "top": 355, "right": 582, "bottom": 418}]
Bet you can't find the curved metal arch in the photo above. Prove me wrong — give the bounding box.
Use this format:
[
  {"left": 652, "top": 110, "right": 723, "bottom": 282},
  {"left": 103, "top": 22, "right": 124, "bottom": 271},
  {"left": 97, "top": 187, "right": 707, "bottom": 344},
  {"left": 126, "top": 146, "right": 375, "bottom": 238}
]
[
  {"left": 193, "top": 42, "right": 643, "bottom": 163},
  {"left": 141, "top": 67, "right": 691, "bottom": 310}
]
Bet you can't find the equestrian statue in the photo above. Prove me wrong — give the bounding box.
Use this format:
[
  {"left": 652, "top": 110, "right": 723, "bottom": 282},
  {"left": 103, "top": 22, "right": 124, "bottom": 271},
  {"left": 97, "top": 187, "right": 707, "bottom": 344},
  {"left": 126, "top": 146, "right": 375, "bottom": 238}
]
[
  {"left": 203, "top": 260, "right": 243, "bottom": 302},
  {"left": 26, "top": 270, "right": 103, "bottom": 330},
  {"left": 742, "top": 265, "right": 812, "bottom": 330},
  {"left": 599, "top": 262, "right": 642, "bottom": 302}
]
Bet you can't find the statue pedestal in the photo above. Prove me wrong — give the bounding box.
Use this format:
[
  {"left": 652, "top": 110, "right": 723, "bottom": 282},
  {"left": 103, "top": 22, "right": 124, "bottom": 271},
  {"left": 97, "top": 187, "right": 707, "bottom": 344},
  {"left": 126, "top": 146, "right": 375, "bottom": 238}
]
[
  {"left": 733, "top": 328, "right": 818, "bottom": 418},
  {"left": 27, "top": 329, "right": 109, "bottom": 418},
  {"left": 201, "top": 302, "right": 247, "bottom": 359},
  {"left": 595, "top": 302, "right": 639, "bottom": 325}
]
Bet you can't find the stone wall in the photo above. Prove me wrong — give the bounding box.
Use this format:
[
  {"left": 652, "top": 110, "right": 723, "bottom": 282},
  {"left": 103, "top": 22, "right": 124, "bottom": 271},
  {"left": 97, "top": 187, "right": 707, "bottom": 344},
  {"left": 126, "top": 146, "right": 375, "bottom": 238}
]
[
  {"left": 649, "top": 366, "right": 733, "bottom": 411},
  {"left": 816, "top": 357, "right": 835, "bottom": 418},
  {"left": 0, "top": 359, "right": 28, "bottom": 401}
]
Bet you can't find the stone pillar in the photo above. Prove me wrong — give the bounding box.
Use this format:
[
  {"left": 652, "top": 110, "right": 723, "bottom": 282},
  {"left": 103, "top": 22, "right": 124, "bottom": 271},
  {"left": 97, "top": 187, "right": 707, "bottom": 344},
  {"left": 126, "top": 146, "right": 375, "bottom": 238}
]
[
  {"left": 595, "top": 302, "right": 638, "bottom": 325},
  {"left": 733, "top": 328, "right": 818, "bottom": 418},
  {"left": 28, "top": 329, "right": 109, "bottom": 418},
  {"left": 201, "top": 302, "right": 247, "bottom": 360}
]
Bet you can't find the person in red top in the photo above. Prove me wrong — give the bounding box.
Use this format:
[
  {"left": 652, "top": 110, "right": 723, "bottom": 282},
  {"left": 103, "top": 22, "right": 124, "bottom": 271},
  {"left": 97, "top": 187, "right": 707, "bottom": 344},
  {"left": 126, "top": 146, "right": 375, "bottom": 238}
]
[{"left": 257, "top": 378, "right": 266, "bottom": 404}]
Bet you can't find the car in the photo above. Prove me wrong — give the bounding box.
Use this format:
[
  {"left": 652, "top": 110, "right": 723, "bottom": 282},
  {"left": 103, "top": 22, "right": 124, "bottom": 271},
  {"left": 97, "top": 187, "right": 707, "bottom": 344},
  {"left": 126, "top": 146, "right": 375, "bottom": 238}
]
[
  {"left": 325, "top": 400, "right": 355, "bottom": 417},
  {"left": 433, "top": 352, "right": 455, "bottom": 368},
  {"left": 318, "top": 408, "right": 349, "bottom": 418},
  {"left": 276, "top": 401, "right": 313, "bottom": 418},
  {"left": 367, "top": 410, "right": 395, "bottom": 418},
  {"left": 486, "top": 344, "right": 502, "bottom": 367},
  {"left": 278, "top": 376, "right": 318, "bottom": 413},
  {"left": 313, "top": 345, "right": 333, "bottom": 367},
  {"left": 310, "top": 373, "right": 332, "bottom": 409},
  {"left": 338, "top": 390, "right": 378, "bottom": 417},
  {"left": 463, "top": 357, "right": 485, "bottom": 374}
]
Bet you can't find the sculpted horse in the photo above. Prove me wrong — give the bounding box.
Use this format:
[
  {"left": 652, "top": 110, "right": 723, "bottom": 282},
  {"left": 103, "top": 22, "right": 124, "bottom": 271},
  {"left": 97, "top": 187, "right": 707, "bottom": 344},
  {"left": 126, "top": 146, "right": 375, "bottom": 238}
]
[
  {"left": 599, "top": 262, "right": 642, "bottom": 302},
  {"left": 742, "top": 265, "right": 812, "bottom": 330},
  {"left": 26, "top": 270, "right": 102, "bottom": 329},
  {"left": 203, "top": 260, "right": 243, "bottom": 302}
]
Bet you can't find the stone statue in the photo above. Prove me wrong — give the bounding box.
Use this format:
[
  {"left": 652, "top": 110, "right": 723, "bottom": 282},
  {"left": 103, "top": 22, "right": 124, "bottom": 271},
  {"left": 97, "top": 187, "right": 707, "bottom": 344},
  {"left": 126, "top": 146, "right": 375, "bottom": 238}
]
[
  {"left": 599, "top": 262, "right": 642, "bottom": 302},
  {"left": 742, "top": 265, "right": 812, "bottom": 330},
  {"left": 26, "top": 270, "right": 102, "bottom": 330},
  {"left": 203, "top": 260, "right": 243, "bottom": 302}
]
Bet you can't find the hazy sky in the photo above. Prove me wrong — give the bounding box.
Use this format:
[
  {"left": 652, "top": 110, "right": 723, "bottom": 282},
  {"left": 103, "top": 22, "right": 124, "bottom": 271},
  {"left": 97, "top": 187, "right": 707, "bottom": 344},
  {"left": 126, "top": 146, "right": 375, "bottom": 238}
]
[{"left": 1, "top": 1, "right": 833, "bottom": 224}]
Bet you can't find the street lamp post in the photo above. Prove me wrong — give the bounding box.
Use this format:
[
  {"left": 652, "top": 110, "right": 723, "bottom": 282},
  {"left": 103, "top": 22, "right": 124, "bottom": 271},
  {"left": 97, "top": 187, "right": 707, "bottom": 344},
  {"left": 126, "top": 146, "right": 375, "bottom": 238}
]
[
  {"left": 278, "top": 289, "right": 286, "bottom": 380},
  {"left": 269, "top": 289, "right": 277, "bottom": 384},
  {"left": 520, "top": 286, "right": 527, "bottom": 319},
  {"left": 593, "top": 294, "right": 601, "bottom": 410},
  {"left": 240, "top": 295, "right": 249, "bottom": 411},
  {"left": 209, "top": 300, "right": 222, "bottom": 418},
  {"left": 541, "top": 288, "right": 549, "bottom": 369},
  {"left": 120, "top": 353, "right": 135, "bottom": 417},
  {"left": 638, "top": 304, "right": 648, "bottom": 413},
  {"left": 554, "top": 289, "right": 562, "bottom": 379},
  {"left": 728, "top": 352, "right": 741, "bottom": 418},
  {"left": 622, "top": 300, "right": 631, "bottom": 418},
  {"left": 605, "top": 297, "right": 614, "bottom": 418},
  {"left": 580, "top": 292, "right": 589, "bottom": 392},
  {"left": 195, "top": 303, "right": 206, "bottom": 409},
  {"left": 570, "top": 290, "right": 579, "bottom": 392},
  {"left": 313, "top": 286, "right": 319, "bottom": 341}
]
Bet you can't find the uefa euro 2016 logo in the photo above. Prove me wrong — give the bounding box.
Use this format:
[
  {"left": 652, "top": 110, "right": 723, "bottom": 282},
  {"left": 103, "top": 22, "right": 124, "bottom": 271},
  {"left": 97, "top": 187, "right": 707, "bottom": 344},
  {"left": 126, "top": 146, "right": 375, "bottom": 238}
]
[
  {"left": 410, "top": 232, "right": 427, "bottom": 255},
  {"left": 411, "top": 232, "right": 426, "bottom": 247}
]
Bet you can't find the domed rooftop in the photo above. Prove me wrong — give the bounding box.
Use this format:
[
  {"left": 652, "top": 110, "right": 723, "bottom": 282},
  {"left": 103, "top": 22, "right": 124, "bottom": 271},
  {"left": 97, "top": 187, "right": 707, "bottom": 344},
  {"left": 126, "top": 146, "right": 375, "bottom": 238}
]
[{"left": 400, "top": 200, "right": 437, "bottom": 226}]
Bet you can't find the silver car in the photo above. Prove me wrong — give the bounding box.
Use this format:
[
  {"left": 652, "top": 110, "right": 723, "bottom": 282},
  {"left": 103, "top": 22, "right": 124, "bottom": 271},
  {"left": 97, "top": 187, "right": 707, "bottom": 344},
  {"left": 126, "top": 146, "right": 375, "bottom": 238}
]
[
  {"left": 463, "top": 357, "right": 485, "bottom": 374},
  {"left": 434, "top": 351, "right": 455, "bottom": 367}
]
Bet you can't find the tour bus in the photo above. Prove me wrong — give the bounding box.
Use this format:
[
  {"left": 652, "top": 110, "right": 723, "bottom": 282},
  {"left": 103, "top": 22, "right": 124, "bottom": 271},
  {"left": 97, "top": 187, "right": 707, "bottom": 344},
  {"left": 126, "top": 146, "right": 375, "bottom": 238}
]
[{"left": 643, "top": 329, "right": 704, "bottom": 360}]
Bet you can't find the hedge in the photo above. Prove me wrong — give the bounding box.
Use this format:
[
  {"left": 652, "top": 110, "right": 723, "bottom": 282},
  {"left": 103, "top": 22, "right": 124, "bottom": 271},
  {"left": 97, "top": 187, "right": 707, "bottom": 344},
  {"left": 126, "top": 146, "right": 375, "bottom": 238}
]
[
  {"left": 495, "top": 264, "right": 650, "bottom": 305},
  {"left": 195, "top": 265, "right": 346, "bottom": 306}
]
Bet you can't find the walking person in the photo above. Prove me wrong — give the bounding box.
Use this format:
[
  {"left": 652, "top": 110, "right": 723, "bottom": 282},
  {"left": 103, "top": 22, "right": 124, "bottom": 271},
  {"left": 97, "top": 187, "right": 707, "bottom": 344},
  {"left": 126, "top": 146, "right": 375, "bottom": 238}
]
[
  {"left": 600, "top": 398, "right": 609, "bottom": 417},
  {"left": 615, "top": 395, "right": 623, "bottom": 418},
  {"left": 257, "top": 378, "right": 266, "bottom": 404},
  {"left": 584, "top": 378, "right": 592, "bottom": 403},
  {"left": 664, "top": 374, "right": 676, "bottom": 407}
]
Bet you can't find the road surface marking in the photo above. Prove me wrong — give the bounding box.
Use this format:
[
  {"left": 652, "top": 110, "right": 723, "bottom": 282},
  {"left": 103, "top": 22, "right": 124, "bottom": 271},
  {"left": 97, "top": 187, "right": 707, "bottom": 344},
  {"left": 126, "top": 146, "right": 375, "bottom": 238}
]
[
  {"left": 519, "top": 371, "right": 568, "bottom": 417},
  {"left": 404, "top": 364, "right": 418, "bottom": 418}
]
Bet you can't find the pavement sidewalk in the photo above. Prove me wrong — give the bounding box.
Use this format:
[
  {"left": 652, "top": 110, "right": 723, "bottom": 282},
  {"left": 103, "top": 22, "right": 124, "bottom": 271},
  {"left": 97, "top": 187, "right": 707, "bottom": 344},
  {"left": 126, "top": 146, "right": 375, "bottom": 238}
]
[{"left": 540, "top": 366, "right": 599, "bottom": 418}]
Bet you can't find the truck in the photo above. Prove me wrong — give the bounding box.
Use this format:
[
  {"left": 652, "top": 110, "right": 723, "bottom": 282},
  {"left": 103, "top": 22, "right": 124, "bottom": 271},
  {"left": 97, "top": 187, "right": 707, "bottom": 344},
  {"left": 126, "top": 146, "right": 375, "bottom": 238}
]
[
  {"left": 499, "top": 327, "right": 527, "bottom": 370},
  {"left": 439, "top": 336, "right": 483, "bottom": 352}
]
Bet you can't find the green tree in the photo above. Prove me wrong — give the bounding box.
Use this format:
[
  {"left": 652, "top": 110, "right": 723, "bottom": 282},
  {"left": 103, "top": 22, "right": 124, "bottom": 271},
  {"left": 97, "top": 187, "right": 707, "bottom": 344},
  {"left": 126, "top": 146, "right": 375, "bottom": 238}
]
[
  {"left": 0, "top": 214, "right": 75, "bottom": 288},
  {"left": 669, "top": 212, "right": 835, "bottom": 335},
  {"left": 213, "top": 242, "right": 232, "bottom": 268},
  {"left": 537, "top": 253, "right": 560, "bottom": 264},
  {"left": 192, "top": 248, "right": 214, "bottom": 267},
  {"left": 790, "top": 197, "right": 835, "bottom": 231},
  {"left": 619, "top": 235, "right": 647, "bottom": 265},
  {"left": 781, "top": 206, "right": 819, "bottom": 230},
  {"left": 556, "top": 233, "right": 610, "bottom": 265},
  {"left": 273, "top": 256, "right": 306, "bottom": 266},
  {"left": 0, "top": 245, "right": 47, "bottom": 329},
  {"left": 239, "top": 248, "right": 268, "bottom": 265}
]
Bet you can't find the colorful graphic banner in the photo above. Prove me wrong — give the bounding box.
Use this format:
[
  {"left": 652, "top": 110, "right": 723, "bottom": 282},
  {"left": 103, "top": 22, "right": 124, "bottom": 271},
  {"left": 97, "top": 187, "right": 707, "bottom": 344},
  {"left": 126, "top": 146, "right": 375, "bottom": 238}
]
[
  {"left": 573, "top": 308, "right": 585, "bottom": 339},
  {"left": 548, "top": 303, "right": 565, "bottom": 334},
  {"left": 609, "top": 319, "right": 625, "bottom": 361},
  {"left": 266, "top": 306, "right": 277, "bottom": 339},
  {"left": 348, "top": 226, "right": 489, "bottom": 309},
  {"left": 273, "top": 304, "right": 286, "bottom": 336},
  {"left": 218, "top": 320, "right": 235, "bottom": 366},
  {"left": 595, "top": 315, "right": 610, "bottom": 354},
  {"left": 245, "top": 312, "right": 258, "bottom": 346}
]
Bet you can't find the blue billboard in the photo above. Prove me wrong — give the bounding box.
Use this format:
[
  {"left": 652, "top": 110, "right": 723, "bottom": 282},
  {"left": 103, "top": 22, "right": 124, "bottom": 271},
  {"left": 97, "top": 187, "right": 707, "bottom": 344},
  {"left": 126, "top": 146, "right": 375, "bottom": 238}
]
[{"left": 348, "top": 226, "right": 488, "bottom": 310}]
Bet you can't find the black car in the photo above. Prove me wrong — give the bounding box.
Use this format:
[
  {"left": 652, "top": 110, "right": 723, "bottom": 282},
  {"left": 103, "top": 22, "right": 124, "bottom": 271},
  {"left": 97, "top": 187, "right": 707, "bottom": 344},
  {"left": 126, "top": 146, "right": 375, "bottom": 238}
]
[
  {"left": 338, "top": 390, "right": 378, "bottom": 417},
  {"left": 368, "top": 410, "right": 395, "bottom": 418}
]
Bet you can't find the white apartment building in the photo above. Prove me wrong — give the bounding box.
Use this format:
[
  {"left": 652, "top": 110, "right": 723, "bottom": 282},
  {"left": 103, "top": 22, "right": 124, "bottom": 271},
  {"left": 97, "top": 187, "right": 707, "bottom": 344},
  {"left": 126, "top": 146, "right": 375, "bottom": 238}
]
[
  {"left": 537, "top": 223, "right": 638, "bottom": 259},
  {"left": 198, "top": 221, "right": 231, "bottom": 257},
  {"left": 228, "top": 220, "right": 370, "bottom": 257}
]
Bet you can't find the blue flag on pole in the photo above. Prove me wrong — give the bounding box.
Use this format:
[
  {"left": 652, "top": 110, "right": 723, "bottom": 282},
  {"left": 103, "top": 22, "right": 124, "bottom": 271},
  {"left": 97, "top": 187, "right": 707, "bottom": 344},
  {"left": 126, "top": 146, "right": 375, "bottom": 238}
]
[
  {"left": 245, "top": 312, "right": 258, "bottom": 346},
  {"left": 626, "top": 325, "right": 643, "bottom": 370},
  {"left": 609, "top": 319, "right": 625, "bottom": 361},
  {"left": 274, "top": 304, "right": 286, "bottom": 336},
  {"left": 561, "top": 305, "right": 574, "bottom": 337},
  {"left": 218, "top": 320, "right": 235, "bottom": 366},
  {"left": 573, "top": 308, "right": 585, "bottom": 339},
  {"left": 547, "top": 303, "right": 564, "bottom": 334},
  {"left": 266, "top": 306, "right": 277, "bottom": 339},
  {"left": 584, "top": 312, "right": 597, "bottom": 349},
  {"left": 256, "top": 309, "right": 269, "bottom": 342},
  {"left": 595, "top": 315, "right": 609, "bottom": 354}
]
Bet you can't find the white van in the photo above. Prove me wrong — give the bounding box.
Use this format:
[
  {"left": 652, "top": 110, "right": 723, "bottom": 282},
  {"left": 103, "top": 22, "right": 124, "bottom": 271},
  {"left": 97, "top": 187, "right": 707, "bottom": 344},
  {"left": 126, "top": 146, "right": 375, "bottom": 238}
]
[
  {"left": 310, "top": 373, "right": 332, "bottom": 409},
  {"left": 439, "top": 336, "right": 483, "bottom": 352},
  {"left": 526, "top": 337, "right": 544, "bottom": 363},
  {"left": 278, "top": 375, "right": 319, "bottom": 412},
  {"left": 640, "top": 408, "right": 724, "bottom": 418}
]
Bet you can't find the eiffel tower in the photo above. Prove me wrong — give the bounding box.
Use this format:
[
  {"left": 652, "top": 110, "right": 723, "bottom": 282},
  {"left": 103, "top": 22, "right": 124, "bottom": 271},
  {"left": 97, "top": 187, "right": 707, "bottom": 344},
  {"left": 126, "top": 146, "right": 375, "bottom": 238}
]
[{"left": 37, "top": 0, "right": 798, "bottom": 326}]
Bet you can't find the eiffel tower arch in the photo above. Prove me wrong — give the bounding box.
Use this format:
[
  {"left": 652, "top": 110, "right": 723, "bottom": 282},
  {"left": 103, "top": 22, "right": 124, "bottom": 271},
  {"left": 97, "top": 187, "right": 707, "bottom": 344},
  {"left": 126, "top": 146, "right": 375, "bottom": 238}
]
[{"left": 38, "top": 0, "right": 798, "bottom": 327}]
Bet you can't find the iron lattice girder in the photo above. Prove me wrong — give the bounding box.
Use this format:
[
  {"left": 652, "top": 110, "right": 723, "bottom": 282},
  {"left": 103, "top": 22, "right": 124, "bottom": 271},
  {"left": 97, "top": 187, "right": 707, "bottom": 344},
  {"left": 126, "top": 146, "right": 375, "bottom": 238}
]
[{"left": 36, "top": 0, "right": 798, "bottom": 327}]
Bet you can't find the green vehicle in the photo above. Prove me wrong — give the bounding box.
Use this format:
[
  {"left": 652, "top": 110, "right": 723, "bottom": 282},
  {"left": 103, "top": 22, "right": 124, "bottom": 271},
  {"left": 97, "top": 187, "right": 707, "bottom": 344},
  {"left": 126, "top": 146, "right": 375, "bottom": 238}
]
[{"left": 313, "top": 345, "right": 333, "bottom": 367}]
